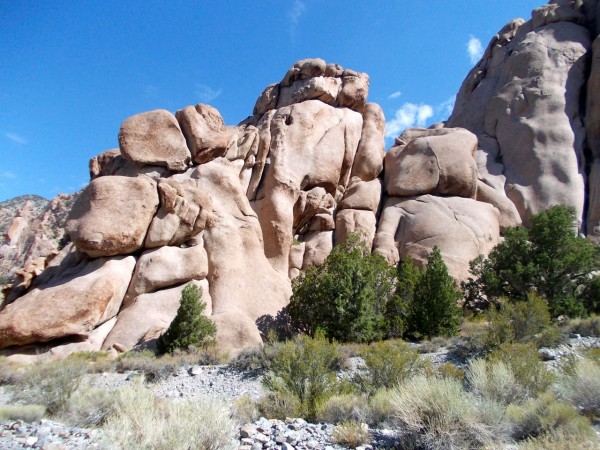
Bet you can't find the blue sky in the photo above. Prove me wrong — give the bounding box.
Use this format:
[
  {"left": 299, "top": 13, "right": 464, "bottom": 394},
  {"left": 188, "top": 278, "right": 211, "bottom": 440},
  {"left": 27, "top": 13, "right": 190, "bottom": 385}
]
[{"left": 0, "top": 0, "right": 543, "bottom": 201}]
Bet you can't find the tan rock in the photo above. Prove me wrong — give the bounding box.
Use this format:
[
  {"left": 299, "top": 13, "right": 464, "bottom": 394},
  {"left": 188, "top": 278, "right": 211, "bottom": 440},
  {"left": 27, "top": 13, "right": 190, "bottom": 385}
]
[
  {"left": 0, "top": 255, "right": 135, "bottom": 349},
  {"left": 334, "top": 209, "right": 376, "bottom": 249},
  {"left": 476, "top": 180, "right": 522, "bottom": 231},
  {"left": 351, "top": 103, "right": 385, "bottom": 181},
  {"left": 103, "top": 280, "right": 210, "bottom": 351},
  {"left": 67, "top": 176, "right": 159, "bottom": 257},
  {"left": 302, "top": 231, "right": 333, "bottom": 269},
  {"left": 253, "top": 83, "right": 279, "bottom": 116},
  {"left": 337, "top": 72, "right": 369, "bottom": 112},
  {"left": 374, "top": 195, "right": 500, "bottom": 280},
  {"left": 385, "top": 127, "right": 478, "bottom": 198},
  {"left": 277, "top": 77, "right": 341, "bottom": 109},
  {"left": 176, "top": 104, "right": 229, "bottom": 165},
  {"left": 118, "top": 109, "right": 191, "bottom": 171},
  {"left": 144, "top": 178, "right": 213, "bottom": 248},
  {"left": 339, "top": 177, "right": 382, "bottom": 212},
  {"left": 89, "top": 148, "right": 126, "bottom": 179},
  {"left": 124, "top": 244, "right": 208, "bottom": 305},
  {"left": 49, "top": 317, "right": 117, "bottom": 358}
]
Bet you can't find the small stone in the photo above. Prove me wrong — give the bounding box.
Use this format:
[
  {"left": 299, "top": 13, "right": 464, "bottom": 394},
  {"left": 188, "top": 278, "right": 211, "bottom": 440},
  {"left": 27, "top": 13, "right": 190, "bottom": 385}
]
[
  {"left": 251, "top": 443, "right": 262, "bottom": 450},
  {"left": 254, "top": 432, "right": 270, "bottom": 444},
  {"left": 282, "top": 443, "right": 295, "bottom": 450},
  {"left": 26, "top": 436, "right": 38, "bottom": 447},
  {"left": 240, "top": 425, "right": 257, "bottom": 439},
  {"left": 188, "top": 366, "right": 203, "bottom": 376}
]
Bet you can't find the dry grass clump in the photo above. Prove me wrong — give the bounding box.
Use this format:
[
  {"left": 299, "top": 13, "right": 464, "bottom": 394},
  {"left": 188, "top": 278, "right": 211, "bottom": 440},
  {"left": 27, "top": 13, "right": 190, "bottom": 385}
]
[
  {"left": 60, "top": 385, "right": 117, "bottom": 428},
  {"left": 231, "top": 395, "right": 260, "bottom": 424},
  {"left": 256, "top": 392, "right": 299, "bottom": 420},
  {"left": 317, "top": 393, "right": 371, "bottom": 424},
  {"left": 508, "top": 393, "right": 594, "bottom": 442},
  {"left": 467, "top": 358, "right": 523, "bottom": 405},
  {"left": 516, "top": 430, "right": 599, "bottom": 450},
  {"left": 103, "top": 381, "right": 237, "bottom": 450},
  {"left": 558, "top": 359, "right": 600, "bottom": 418},
  {"left": 331, "top": 421, "right": 370, "bottom": 449},
  {"left": 368, "top": 388, "right": 395, "bottom": 427},
  {"left": 0, "top": 404, "right": 45, "bottom": 422},
  {"left": 389, "top": 376, "right": 493, "bottom": 449},
  {"left": 564, "top": 315, "right": 600, "bottom": 337},
  {"left": 11, "top": 359, "right": 87, "bottom": 415}
]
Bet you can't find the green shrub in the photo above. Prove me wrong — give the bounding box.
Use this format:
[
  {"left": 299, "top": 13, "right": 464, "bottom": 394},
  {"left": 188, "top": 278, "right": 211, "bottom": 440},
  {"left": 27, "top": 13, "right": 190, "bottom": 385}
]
[
  {"left": 331, "top": 421, "right": 370, "bottom": 449},
  {"left": 488, "top": 343, "right": 555, "bottom": 400},
  {"left": 483, "top": 293, "right": 561, "bottom": 350},
  {"left": 467, "top": 358, "right": 523, "bottom": 405},
  {"left": 508, "top": 393, "right": 593, "bottom": 442},
  {"left": 115, "top": 351, "right": 180, "bottom": 382},
  {"left": 255, "top": 392, "right": 299, "bottom": 420},
  {"left": 11, "top": 359, "right": 87, "bottom": 415},
  {"left": 102, "top": 381, "right": 237, "bottom": 450},
  {"left": 558, "top": 359, "right": 600, "bottom": 419},
  {"left": 385, "top": 258, "right": 424, "bottom": 339},
  {"left": 406, "top": 246, "right": 462, "bottom": 339},
  {"left": 0, "top": 404, "right": 45, "bottom": 422},
  {"left": 288, "top": 234, "right": 397, "bottom": 343},
  {"left": 463, "top": 205, "right": 600, "bottom": 317},
  {"left": 435, "top": 362, "right": 465, "bottom": 382},
  {"left": 389, "top": 376, "right": 493, "bottom": 449},
  {"left": 357, "top": 340, "right": 425, "bottom": 393},
  {"left": 317, "top": 393, "right": 371, "bottom": 424},
  {"left": 262, "top": 333, "right": 340, "bottom": 421},
  {"left": 368, "top": 388, "right": 395, "bottom": 427},
  {"left": 157, "top": 284, "right": 217, "bottom": 354}
]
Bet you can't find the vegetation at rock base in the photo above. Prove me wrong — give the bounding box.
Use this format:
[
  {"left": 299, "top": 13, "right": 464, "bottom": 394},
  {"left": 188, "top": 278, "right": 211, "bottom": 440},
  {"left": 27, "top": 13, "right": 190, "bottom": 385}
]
[
  {"left": 157, "top": 283, "right": 217, "bottom": 355},
  {"left": 463, "top": 205, "right": 600, "bottom": 318}
]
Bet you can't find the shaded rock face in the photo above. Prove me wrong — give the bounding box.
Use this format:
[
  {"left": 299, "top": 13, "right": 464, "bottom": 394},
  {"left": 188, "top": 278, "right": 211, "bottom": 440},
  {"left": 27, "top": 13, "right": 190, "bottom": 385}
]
[{"left": 4, "top": 0, "right": 600, "bottom": 357}]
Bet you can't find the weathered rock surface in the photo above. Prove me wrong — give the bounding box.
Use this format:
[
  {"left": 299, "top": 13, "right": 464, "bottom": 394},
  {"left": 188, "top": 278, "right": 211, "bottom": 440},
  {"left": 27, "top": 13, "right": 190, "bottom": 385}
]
[
  {"left": 374, "top": 195, "right": 500, "bottom": 280},
  {"left": 0, "top": 255, "right": 135, "bottom": 349},
  {"left": 119, "top": 109, "right": 191, "bottom": 171},
  {"left": 66, "top": 176, "right": 159, "bottom": 257},
  {"left": 176, "top": 104, "right": 229, "bottom": 165}
]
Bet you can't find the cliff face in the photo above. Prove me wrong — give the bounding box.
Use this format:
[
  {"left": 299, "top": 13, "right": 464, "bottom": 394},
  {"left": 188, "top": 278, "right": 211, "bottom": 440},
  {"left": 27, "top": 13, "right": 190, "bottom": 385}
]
[{"left": 1, "top": 0, "right": 599, "bottom": 358}]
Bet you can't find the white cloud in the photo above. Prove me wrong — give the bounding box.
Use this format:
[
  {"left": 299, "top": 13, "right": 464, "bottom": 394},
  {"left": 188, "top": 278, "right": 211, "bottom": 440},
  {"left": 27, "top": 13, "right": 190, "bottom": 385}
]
[
  {"left": 388, "top": 91, "right": 402, "bottom": 99},
  {"left": 0, "top": 171, "right": 17, "bottom": 179},
  {"left": 288, "top": 0, "right": 306, "bottom": 42},
  {"left": 195, "top": 84, "right": 222, "bottom": 103},
  {"left": 385, "top": 103, "right": 434, "bottom": 139},
  {"left": 467, "top": 36, "right": 484, "bottom": 64},
  {"left": 5, "top": 132, "right": 27, "bottom": 145},
  {"left": 436, "top": 96, "right": 456, "bottom": 118}
]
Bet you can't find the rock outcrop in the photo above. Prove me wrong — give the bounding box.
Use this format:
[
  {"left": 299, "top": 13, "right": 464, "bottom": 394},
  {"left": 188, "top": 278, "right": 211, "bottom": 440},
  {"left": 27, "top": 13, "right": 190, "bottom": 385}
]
[{"left": 3, "top": 0, "right": 600, "bottom": 356}]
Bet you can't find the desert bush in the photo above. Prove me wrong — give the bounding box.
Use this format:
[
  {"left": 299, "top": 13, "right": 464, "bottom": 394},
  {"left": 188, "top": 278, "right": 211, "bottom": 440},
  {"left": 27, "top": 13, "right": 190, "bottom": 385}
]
[
  {"left": 356, "top": 340, "right": 425, "bottom": 393},
  {"left": 435, "top": 362, "right": 465, "bottom": 382},
  {"left": 488, "top": 343, "right": 554, "bottom": 400},
  {"left": 467, "top": 358, "right": 523, "bottom": 405},
  {"left": 231, "top": 395, "right": 260, "bottom": 424},
  {"left": 558, "top": 359, "right": 600, "bottom": 419},
  {"left": 288, "top": 234, "right": 397, "bottom": 343},
  {"left": 0, "top": 357, "right": 23, "bottom": 385},
  {"left": 157, "top": 284, "right": 217, "bottom": 354},
  {"left": 418, "top": 336, "right": 451, "bottom": 354},
  {"left": 565, "top": 315, "right": 600, "bottom": 337},
  {"left": 115, "top": 350, "right": 180, "bottom": 382},
  {"left": 517, "top": 430, "right": 599, "bottom": 449},
  {"left": 262, "top": 332, "right": 340, "bottom": 421},
  {"left": 463, "top": 205, "right": 600, "bottom": 317},
  {"left": 508, "top": 392, "right": 593, "bottom": 442},
  {"left": 406, "top": 247, "right": 463, "bottom": 339},
  {"left": 390, "top": 376, "right": 493, "bottom": 449},
  {"left": 368, "top": 388, "right": 395, "bottom": 427},
  {"left": 11, "top": 359, "right": 87, "bottom": 415},
  {"left": 255, "top": 392, "right": 299, "bottom": 420},
  {"left": 317, "top": 393, "right": 371, "bottom": 424},
  {"left": 0, "top": 404, "right": 45, "bottom": 422},
  {"left": 103, "top": 381, "right": 237, "bottom": 450},
  {"left": 331, "top": 421, "right": 370, "bottom": 449},
  {"left": 60, "top": 385, "right": 117, "bottom": 428}
]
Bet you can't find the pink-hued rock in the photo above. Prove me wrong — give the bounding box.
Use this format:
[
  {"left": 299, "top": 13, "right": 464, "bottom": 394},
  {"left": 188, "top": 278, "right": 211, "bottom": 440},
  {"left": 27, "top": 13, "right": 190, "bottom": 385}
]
[
  {"left": 66, "top": 176, "right": 159, "bottom": 257},
  {"left": 0, "top": 255, "right": 135, "bottom": 349},
  {"left": 374, "top": 195, "right": 500, "bottom": 280},
  {"left": 176, "top": 104, "right": 229, "bottom": 165},
  {"left": 351, "top": 103, "right": 385, "bottom": 181},
  {"left": 334, "top": 209, "right": 377, "bottom": 249},
  {"left": 119, "top": 109, "right": 191, "bottom": 171}
]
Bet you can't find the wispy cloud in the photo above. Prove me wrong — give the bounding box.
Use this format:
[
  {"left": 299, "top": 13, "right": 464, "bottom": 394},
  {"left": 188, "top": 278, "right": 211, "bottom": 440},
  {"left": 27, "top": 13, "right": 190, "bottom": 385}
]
[
  {"left": 467, "top": 36, "right": 483, "bottom": 64},
  {"left": 5, "top": 132, "right": 28, "bottom": 145},
  {"left": 0, "top": 171, "right": 17, "bottom": 179},
  {"left": 144, "top": 84, "right": 159, "bottom": 99},
  {"left": 288, "top": 0, "right": 306, "bottom": 43},
  {"left": 385, "top": 103, "right": 434, "bottom": 139},
  {"left": 385, "top": 96, "right": 456, "bottom": 140},
  {"left": 388, "top": 91, "right": 402, "bottom": 100},
  {"left": 195, "top": 84, "right": 222, "bottom": 103}
]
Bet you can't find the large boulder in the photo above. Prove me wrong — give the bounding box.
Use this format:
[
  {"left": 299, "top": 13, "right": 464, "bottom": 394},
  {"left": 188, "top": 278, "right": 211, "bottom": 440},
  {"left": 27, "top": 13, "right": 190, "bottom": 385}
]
[
  {"left": 66, "top": 176, "right": 159, "bottom": 257},
  {"left": 118, "top": 109, "right": 191, "bottom": 171},
  {"left": 374, "top": 195, "right": 500, "bottom": 280},
  {"left": 0, "top": 255, "right": 135, "bottom": 349},
  {"left": 351, "top": 103, "right": 385, "bottom": 181},
  {"left": 449, "top": 17, "right": 590, "bottom": 225},
  {"left": 385, "top": 127, "right": 478, "bottom": 198},
  {"left": 176, "top": 104, "right": 229, "bottom": 165}
]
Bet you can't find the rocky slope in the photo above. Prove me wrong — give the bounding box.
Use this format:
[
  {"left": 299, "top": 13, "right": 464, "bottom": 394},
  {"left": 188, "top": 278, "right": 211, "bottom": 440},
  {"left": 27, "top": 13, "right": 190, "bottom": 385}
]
[{"left": 1, "top": 0, "right": 599, "bottom": 357}]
